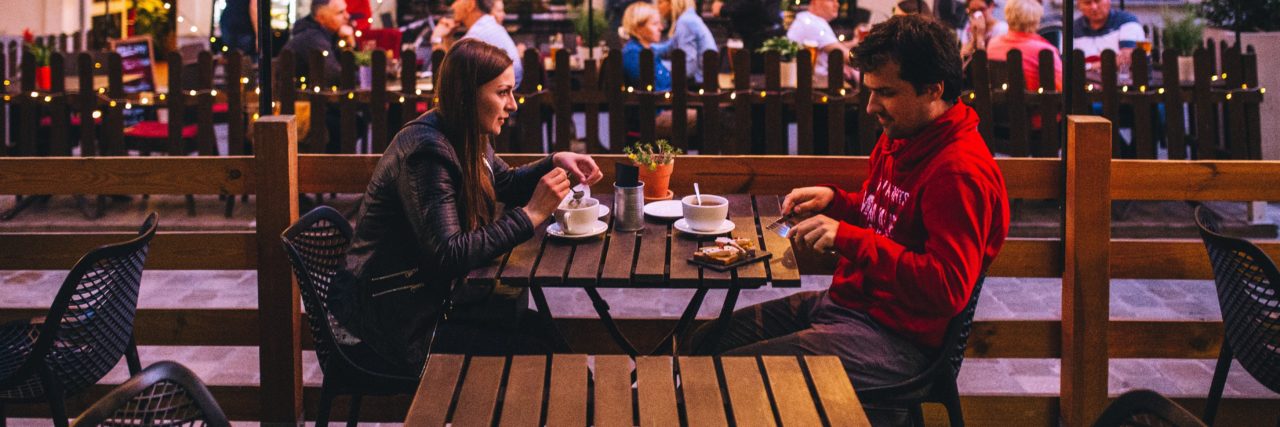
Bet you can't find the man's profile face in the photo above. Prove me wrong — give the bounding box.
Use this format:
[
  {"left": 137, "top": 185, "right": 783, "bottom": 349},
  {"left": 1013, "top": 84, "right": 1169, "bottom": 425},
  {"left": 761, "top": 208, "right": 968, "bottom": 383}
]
[
  {"left": 316, "top": 0, "right": 350, "bottom": 33},
  {"left": 1078, "top": 0, "right": 1110, "bottom": 26},
  {"left": 811, "top": 0, "right": 840, "bottom": 21},
  {"left": 862, "top": 60, "right": 941, "bottom": 139},
  {"left": 453, "top": 0, "right": 478, "bottom": 22}
]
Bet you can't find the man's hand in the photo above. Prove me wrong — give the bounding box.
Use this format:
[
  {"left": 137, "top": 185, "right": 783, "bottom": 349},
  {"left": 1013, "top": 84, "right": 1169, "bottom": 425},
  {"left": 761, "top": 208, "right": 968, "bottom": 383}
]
[
  {"left": 552, "top": 152, "right": 604, "bottom": 185},
  {"left": 787, "top": 214, "right": 840, "bottom": 253},
  {"left": 782, "top": 186, "right": 835, "bottom": 218},
  {"left": 431, "top": 18, "right": 459, "bottom": 45},
  {"left": 711, "top": 0, "right": 724, "bottom": 16},
  {"left": 338, "top": 25, "right": 356, "bottom": 48}
]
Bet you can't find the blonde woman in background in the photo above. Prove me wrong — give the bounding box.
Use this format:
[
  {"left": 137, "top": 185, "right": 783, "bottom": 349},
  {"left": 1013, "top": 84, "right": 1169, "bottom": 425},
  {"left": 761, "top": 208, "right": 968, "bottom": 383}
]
[
  {"left": 621, "top": 2, "right": 697, "bottom": 139},
  {"left": 665, "top": 0, "right": 718, "bottom": 86}
]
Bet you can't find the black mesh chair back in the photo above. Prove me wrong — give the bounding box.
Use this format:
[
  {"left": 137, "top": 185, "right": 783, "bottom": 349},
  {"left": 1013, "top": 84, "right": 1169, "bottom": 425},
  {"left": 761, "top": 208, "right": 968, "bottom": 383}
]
[
  {"left": 71, "top": 361, "right": 229, "bottom": 427},
  {"left": 1092, "top": 389, "right": 1207, "bottom": 427},
  {"left": 1193, "top": 205, "right": 1280, "bottom": 425},
  {"left": 1, "top": 213, "right": 158, "bottom": 426},
  {"left": 280, "top": 206, "right": 418, "bottom": 426}
]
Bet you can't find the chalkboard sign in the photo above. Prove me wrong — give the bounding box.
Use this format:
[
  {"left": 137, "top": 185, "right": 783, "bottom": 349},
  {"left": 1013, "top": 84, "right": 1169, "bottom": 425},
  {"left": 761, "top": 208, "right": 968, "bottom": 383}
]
[{"left": 110, "top": 36, "right": 156, "bottom": 94}]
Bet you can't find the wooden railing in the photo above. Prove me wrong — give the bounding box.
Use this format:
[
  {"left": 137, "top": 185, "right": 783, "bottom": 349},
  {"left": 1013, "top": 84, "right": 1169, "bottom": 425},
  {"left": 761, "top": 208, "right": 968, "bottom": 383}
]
[{"left": 1, "top": 116, "right": 1279, "bottom": 424}]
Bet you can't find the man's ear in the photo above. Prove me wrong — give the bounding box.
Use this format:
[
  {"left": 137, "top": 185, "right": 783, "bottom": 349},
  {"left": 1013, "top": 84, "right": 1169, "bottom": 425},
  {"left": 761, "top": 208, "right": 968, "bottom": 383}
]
[{"left": 922, "top": 82, "right": 944, "bottom": 101}]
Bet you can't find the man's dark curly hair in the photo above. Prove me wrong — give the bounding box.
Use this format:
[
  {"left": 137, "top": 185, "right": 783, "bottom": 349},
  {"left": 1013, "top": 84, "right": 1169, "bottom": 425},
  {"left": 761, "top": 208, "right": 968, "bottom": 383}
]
[{"left": 853, "top": 15, "right": 963, "bottom": 102}]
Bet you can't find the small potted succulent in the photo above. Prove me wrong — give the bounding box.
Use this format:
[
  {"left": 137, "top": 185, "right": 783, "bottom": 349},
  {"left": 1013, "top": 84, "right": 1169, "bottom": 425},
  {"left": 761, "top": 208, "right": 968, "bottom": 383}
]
[
  {"left": 1162, "top": 7, "right": 1203, "bottom": 83},
  {"left": 354, "top": 50, "right": 374, "bottom": 89},
  {"left": 757, "top": 36, "right": 801, "bottom": 87},
  {"left": 624, "top": 139, "right": 682, "bottom": 200},
  {"left": 22, "top": 29, "right": 51, "bottom": 91}
]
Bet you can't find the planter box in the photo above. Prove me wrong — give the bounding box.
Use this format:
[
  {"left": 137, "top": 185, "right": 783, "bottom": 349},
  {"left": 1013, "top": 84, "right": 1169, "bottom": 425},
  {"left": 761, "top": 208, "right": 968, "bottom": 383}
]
[{"left": 1204, "top": 28, "right": 1280, "bottom": 161}]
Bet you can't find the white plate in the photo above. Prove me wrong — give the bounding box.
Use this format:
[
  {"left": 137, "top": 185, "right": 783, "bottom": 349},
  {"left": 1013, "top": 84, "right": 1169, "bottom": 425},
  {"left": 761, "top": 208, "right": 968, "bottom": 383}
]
[
  {"left": 644, "top": 200, "right": 684, "bottom": 219},
  {"left": 597, "top": 205, "right": 610, "bottom": 218},
  {"left": 547, "top": 220, "right": 609, "bottom": 239},
  {"left": 673, "top": 218, "right": 735, "bottom": 236}
]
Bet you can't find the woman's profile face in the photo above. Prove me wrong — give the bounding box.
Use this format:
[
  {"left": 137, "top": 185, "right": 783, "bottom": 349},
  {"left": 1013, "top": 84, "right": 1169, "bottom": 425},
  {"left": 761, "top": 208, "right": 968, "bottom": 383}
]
[
  {"left": 476, "top": 65, "right": 518, "bottom": 136},
  {"left": 639, "top": 15, "right": 663, "bottom": 44}
]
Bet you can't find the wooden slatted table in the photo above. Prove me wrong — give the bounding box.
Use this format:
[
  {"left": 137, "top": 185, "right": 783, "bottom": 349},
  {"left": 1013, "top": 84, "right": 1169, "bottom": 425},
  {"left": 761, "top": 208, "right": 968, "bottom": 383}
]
[
  {"left": 404, "top": 354, "right": 871, "bottom": 427},
  {"left": 466, "top": 194, "right": 803, "bottom": 355}
]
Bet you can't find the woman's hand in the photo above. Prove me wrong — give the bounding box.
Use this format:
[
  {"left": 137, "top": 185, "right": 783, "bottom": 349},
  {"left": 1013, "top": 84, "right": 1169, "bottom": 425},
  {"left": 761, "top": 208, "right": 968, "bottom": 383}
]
[
  {"left": 781, "top": 186, "right": 835, "bottom": 218},
  {"left": 552, "top": 152, "right": 604, "bottom": 185},
  {"left": 522, "top": 167, "right": 571, "bottom": 225}
]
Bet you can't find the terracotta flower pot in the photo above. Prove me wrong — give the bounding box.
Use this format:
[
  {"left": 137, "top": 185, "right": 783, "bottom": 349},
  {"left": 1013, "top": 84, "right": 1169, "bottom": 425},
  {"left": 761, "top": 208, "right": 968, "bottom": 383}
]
[
  {"left": 638, "top": 161, "right": 674, "bottom": 200},
  {"left": 36, "top": 66, "right": 51, "bottom": 91}
]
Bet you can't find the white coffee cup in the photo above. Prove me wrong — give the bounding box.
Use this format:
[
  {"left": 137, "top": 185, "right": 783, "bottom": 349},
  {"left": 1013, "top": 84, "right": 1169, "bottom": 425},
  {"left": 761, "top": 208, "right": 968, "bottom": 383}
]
[
  {"left": 555, "top": 197, "right": 600, "bottom": 235},
  {"left": 681, "top": 195, "right": 728, "bottom": 232}
]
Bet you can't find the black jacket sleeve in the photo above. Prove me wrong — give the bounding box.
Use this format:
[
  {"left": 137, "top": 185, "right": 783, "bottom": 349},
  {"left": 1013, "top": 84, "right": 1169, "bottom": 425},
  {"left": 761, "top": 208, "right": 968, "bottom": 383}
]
[{"left": 490, "top": 152, "right": 555, "bottom": 207}]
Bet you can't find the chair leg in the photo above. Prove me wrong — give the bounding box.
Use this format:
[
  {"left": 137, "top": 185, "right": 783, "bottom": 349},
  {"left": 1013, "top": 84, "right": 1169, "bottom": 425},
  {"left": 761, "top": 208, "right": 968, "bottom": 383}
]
[
  {"left": 125, "top": 337, "right": 142, "bottom": 375},
  {"left": 909, "top": 404, "right": 925, "bottom": 427},
  {"left": 1, "top": 401, "right": 8, "bottom": 427},
  {"left": 940, "top": 378, "right": 965, "bottom": 427},
  {"left": 316, "top": 386, "right": 335, "bottom": 427},
  {"left": 346, "top": 394, "right": 363, "bottom": 427},
  {"left": 1203, "top": 344, "right": 1234, "bottom": 426},
  {"left": 47, "top": 393, "right": 68, "bottom": 427}
]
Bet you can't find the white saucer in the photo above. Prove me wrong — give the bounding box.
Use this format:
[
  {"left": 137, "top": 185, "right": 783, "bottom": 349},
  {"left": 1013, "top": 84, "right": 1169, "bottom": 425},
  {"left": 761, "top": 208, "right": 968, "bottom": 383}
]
[
  {"left": 547, "top": 220, "right": 609, "bottom": 239},
  {"left": 597, "top": 205, "right": 610, "bottom": 218},
  {"left": 673, "top": 219, "right": 735, "bottom": 236},
  {"left": 644, "top": 200, "right": 684, "bottom": 219}
]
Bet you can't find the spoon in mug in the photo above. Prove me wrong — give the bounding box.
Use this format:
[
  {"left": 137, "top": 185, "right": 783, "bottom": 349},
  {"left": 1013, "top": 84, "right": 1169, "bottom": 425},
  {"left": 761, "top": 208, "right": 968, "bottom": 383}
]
[{"left": 694, "top": 183, "right": 703, "bottom": 205}]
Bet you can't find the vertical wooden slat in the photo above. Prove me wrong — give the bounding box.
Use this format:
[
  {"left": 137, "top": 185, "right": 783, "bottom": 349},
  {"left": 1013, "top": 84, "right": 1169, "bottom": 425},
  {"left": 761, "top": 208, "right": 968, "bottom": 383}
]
[
  {"left": 166, "top": 52, "right": 184, "bottom": 156},
  {"left": 57, "top": 34, "right": 67, "bottom": 53},
  {"left": 498, "top": 355, "right": 547, "bottom": 427},
  {"left": 499, "top": 222, "right": 549, "bottom": 287},
  {"left": 554, "top": 49, "right": 573, "bottom": 152},
  {"left": 1160, "top": 49, "right": 1187, "bottom": 159},
  {"left": 1192, "top": 47, "right": 1216, "bottom": 160},
  {"left": 254, "top": 115, "right": 302, "bottom": 424},
  {"left": 371, "top": 49, "right": 388, "bottom": 153},
  {"left": 971, "top": 51, "right": 994, "bottom": 146},
  {"left": 1130, "top": 49, "right": 1155, "bottom": 159},
  {"left": 226, "top": 52, "right": 245, "bottom": 156},
  {"left": 678, "top": 357, "right": 729, "bottom": 427},
  {"left": 1071, "top": 50, "right": 1089, "bottom": 115},
  {"left": 726, "top": 194, "right": 766, "bottom": 286},
  {"left": 1061, "top": 115, "right": 1111, "bottom": 427},
  {"left": 532, "top": 233, "right": 574, "bottom": 286},
  {"left": 0, "top": 50, "right": 7, "bottom": 156},
  {"left": 633, "top": 218, "right": 669, "bottom": 284},
  {"left": 1242, "top": 47, "right": 1261, "bottom": 160},
  {"left": 399, "top": 49, "right": 418, "bottom": 127},
  {"left": 593, "top": 355, "right": 635, "bottom": 427},
  {"left": 453, "top": 356, "right": 508, "bottom": 426},
  {"left": 103, "top": 53, "right": 124, "bottom": 155},
  {"left": 1005, "top": 49, "right": 1029, "bottom": 157},
  {"left": 584, "top": 58, "right": 603, "bottom": 152},
  {"left": 197, "top": 51, "right": 216, "bottom": 155},
  {"left": 639, "top": 48, "right": 657, "bottom": 144},
  {"left": 606, "top": 52, "right": 627, "bottom": 153},
  {"left": 48, "top": 52, "right": 70, "bottom": 156},
  {"left": 731, "top": 49, "right": 751, "bottom": 154},
  {"left": 1222, "top": 44, "right": 1245, "bottom": 160},
  {"left": 276, "top": 49, "right": 296, "bottom": 114},
  {"left": 636, "top": 356, "right": 679, "bottom": 427},
  {"left": 1037, "top": 49, "right": 1060, "bottom": 157},
  {"left": 670, "top": 49, "right": 688, "bottom": 148},
  {"left": 339, "top": 51, "right": 357, "bottom": 154},
  {"left": 16, "top": 51, "right": 35, "bottom": 157},
  {"left": 795, "top": 49, "right": 814, "bottom": 155},
  {"left": 1100, "top": 50, "right": 1120, "bottom": 158},
  {"left": 828, "top": 51, "right": 849, "bottom": 155},
  {"left": 565, "top": 195, "right": 612, "bottom": 285},
  {"left": 720, "top": 356, "right": 777, "bottom": 427},
  {"left": 599, "top": 228, "right": 637, "bottom": 285},
  {"left": 763, "top": 51, "right": 783, "bottom": 154},
  {"left": 753, "top": 195, "right": 801, "bottom": 287},
  {"left": 406, "top": 354, "right": 466, "bottom": 426},
  {"left": 802, "top": 356, "right": 871, "bottom": 427},
  {"left": 545, "top": 354, "right": 588, "bottom": 426},
  {"left": 700, "top": 51, "right": 721, "bottom": 153},
  {"left": 761, "top": 356, "right": 822, "bottom": 426},
  {"left": 307, "top": 50, "right": 329, "bottom": 153},
  {"left": 518, "top": 48, "right": 543, "bottom": 153}
]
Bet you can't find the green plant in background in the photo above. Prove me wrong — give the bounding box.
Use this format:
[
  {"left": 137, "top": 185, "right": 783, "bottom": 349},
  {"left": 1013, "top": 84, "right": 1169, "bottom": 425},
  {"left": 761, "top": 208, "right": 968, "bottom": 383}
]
[
  {"left": 1199, "top": 0, "right": 1280, "bottom": 33},
  {"left": 353, "top": 50, "right": 373, "bottom": 66},
  {"left": 22, "top": 29, "right": 50, "bottom": 66},
  {"left": 1163, "top": 6, "right": 1204, "bottom": 56},
  {"left": 757, "top": 36, "right": 801, "bottom": 62},
  {"left": 571, "top": 3, "right": 608, "bottom": 48},
  {"left": 134, "top": 0, "right": 171, "bottom": 53},
  {"left": 624, "top": 139, "right": 682, "bottom": 170}
]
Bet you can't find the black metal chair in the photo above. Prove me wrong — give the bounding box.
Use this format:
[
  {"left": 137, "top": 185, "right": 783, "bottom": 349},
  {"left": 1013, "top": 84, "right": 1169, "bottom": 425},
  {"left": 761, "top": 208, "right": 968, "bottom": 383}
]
[
  {"left": 856, "top": 274, "right": 986, "bottom": 427},
  {"left": 280, "top": 206, "right": 419, "bottom": 427},
  {"left": 70, "top": 361, "right": 228, "bottom": 427},
  {"left": 0, "top": 213, "right": 158, "bottom": 427},
  {"left": 1092, "top": 389, "right": 1207, "bottom": 427},
  {"left": 1193, "top": 205, "right": 1280, "bottom": 426}
]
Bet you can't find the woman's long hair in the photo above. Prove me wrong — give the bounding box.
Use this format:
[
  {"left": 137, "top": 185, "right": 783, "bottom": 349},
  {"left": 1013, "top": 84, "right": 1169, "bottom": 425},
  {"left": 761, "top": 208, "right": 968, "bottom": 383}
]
[{"left": 434, "top": 39, "right": 514, "bottom": 230}]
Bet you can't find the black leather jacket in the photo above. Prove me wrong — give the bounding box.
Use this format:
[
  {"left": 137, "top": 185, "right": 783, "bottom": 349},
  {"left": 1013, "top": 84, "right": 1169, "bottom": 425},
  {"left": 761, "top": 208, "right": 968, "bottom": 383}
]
[{"left": 332, "top": 111, "right": 553, "bottom": 368}]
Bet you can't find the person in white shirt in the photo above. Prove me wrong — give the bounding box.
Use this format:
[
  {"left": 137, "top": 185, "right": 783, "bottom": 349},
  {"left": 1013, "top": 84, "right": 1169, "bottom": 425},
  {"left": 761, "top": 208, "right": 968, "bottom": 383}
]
[
  {"left": 430, "top": 0, "right": 523, "bottom": 87},
  {"left": 786, "top": 0, "right": 856, "bottom": 84},
  {"left": 1073, "top": 0, "right": 1144, "bottom": 69}
]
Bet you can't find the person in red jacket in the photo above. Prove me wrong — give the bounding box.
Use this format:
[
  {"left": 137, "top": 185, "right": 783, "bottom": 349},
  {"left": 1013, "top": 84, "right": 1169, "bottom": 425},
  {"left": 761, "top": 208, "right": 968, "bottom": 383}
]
[{"left": 692, "top": 13, "right": 1009, "bottom": 406}]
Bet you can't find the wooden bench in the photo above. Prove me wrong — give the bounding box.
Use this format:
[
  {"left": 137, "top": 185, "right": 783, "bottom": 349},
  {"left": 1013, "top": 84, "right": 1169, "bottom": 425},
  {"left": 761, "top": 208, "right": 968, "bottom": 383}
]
[{"left": 404, "top": 354, "right": 872, "bottom": 427}]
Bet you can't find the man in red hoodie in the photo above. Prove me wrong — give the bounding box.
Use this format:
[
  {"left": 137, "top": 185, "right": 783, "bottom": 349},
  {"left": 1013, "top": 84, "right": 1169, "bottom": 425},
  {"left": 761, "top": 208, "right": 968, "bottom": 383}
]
[{"left": 693, "top": 14, "right": 1009, "bottom": 396}]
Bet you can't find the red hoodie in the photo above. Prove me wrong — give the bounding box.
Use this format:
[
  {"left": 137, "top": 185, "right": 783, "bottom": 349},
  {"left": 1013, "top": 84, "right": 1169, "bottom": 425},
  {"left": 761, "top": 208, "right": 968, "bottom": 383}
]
[{"left": 822, "top": 102, "right": 1009, "bottom": 350}]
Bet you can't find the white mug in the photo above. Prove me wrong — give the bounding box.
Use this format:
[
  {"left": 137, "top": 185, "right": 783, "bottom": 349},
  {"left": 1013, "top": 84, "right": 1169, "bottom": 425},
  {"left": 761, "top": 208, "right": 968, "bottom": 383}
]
[
  {"left": 681, "top": 195, "right": 728, "bottom": 232},
  {"left": 555, "top": 197, "right": 599, "bottom": 235}
]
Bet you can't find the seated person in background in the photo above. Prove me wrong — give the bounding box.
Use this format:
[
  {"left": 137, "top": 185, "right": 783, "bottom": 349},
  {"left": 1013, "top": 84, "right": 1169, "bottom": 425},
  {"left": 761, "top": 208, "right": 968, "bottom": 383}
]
[
  {"left": 283, "top": 0, "right": 355, "bottom": 86},
  {"left": 331, "top": 40, "right": 603, "bottom": 371},
  {"left": 988, "top": 0, "right": 1061, "bottom": 91},
  {"left": 690, "top": 15, "right": 1009, "bottom": 423},
  {"left": 893, "top": 0, "right": 931, "bottom": 16},
  {"left": 787, "top": 0, "right": 857, "bottom": 85},
  {"left": 712, "top": 0, "right": 783, "bottom": 73},
  {"left": 960, "top": 0, "right": 1009, "bottom": 60},
  {"left": 219, "top": 0, "right": 257, "bottom": 57},
  {"left": 622, "top": 2, "right": 697, "bottom": 138},
  {"left": 430, "top": 0, "right": 523, "bottom": 88},
  {"left": 665, "top": 0, "right": 719, "bottom": 86},
  {"left": 1073, "top": 0, "right": 1143, "bottom": 69}
]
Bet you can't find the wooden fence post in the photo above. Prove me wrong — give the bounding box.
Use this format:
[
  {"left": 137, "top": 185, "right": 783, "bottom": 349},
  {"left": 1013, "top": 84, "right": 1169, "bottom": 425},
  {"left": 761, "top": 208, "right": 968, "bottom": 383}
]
[
  {"left": 254, "top": 115, "right": 301, "bottom": 425},
  {"left": 1061, "top": 115, "right": 1112, "bottom": 427}
]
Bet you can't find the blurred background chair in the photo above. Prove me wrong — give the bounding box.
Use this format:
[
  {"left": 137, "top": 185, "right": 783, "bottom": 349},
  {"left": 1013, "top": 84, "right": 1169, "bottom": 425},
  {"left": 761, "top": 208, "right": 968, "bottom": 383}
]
[
  {"left": 1092, "top": 389, "right": 1207, "bottom": 427},
  {"left": 1194, "top": 205, "right": 1280, "bottom": 426},
  {"left": 281, "top": 206, "right": 418, "bottom": 427},
  {"left": 71, "top": 361, "right": 228, "bottom": 427},
  {"left": 0, "top": 213, "right": 158, "bottom": 427}
]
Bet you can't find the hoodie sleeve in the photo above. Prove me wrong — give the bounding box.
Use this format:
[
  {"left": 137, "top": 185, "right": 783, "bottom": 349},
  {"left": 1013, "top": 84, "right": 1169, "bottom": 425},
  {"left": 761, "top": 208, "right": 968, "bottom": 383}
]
[
  {"left": 819, "top": 184, "right": 863, "bottom": 224},
  {"left": 831, "top": 173, "right": 993, "bottom": 318}
]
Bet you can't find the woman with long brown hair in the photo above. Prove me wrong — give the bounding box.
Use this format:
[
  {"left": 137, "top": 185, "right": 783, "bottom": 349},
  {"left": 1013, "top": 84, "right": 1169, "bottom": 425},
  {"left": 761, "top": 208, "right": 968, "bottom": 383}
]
[{"left": 332, "top": 39, "right": 602, "bottom": 370}]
